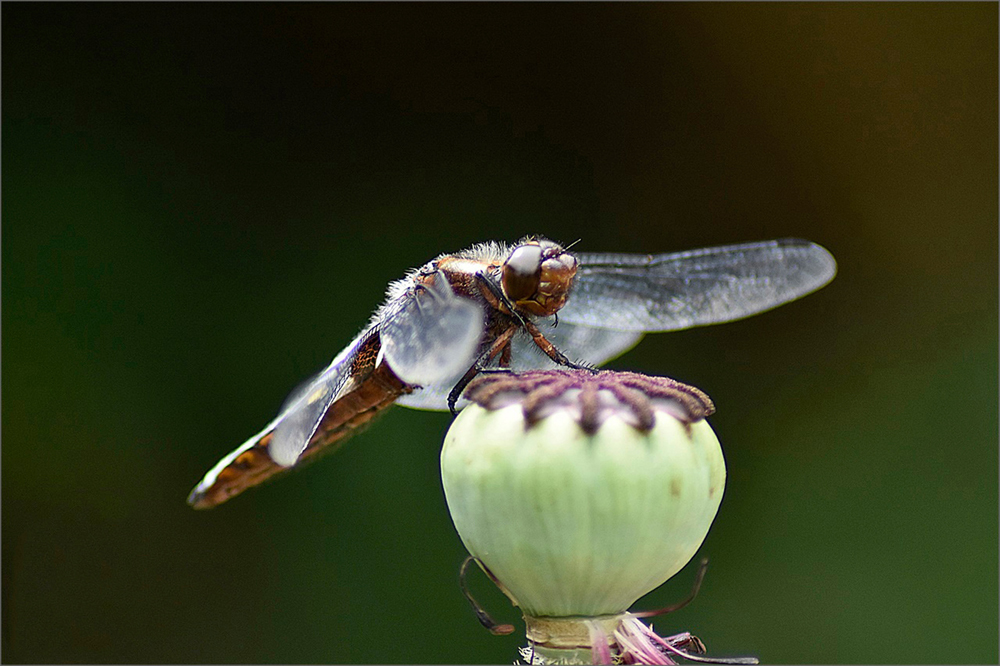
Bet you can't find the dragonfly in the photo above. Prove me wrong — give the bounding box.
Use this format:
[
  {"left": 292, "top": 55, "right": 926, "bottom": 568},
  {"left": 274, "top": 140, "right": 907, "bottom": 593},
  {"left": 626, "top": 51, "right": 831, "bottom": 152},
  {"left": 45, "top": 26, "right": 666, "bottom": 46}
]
[{"left": 188, "top": 236, "right": 836, "bottom": 509}]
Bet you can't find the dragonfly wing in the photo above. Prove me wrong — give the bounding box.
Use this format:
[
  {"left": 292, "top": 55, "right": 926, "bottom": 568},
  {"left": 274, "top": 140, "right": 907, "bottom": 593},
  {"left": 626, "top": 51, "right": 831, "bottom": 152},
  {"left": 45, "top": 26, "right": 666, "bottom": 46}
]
[
  {"left": 268, "top": 330, "right": 369, "bottom": 466},
  {"left": 561, "top": 239, "right": 836, "bottom": 331},
  {"left": 508, "top": 322, "right": 644, "bottom": 370},
  {"left": 397, "top": 319, "right": 642, "bottom": 410},
  {"left": 380, "top": 272, "right": 485, "bottom": 386},
  {"left": 396, "top": 382, "right": 471, "bottom": 411},
  {"left": 397, "top": 323, "right": 642, "bottom": 412}
]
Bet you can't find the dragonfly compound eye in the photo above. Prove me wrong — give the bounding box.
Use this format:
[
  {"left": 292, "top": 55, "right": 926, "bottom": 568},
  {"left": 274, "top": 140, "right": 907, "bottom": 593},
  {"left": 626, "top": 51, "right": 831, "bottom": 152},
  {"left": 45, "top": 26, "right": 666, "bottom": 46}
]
[{"left": 502, "top": 244, "right": 544, "bottom": 304}]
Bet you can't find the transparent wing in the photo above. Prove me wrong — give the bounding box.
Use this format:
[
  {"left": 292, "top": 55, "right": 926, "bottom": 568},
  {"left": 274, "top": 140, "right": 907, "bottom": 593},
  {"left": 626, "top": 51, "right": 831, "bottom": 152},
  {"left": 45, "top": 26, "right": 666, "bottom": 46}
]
[
  {"left": 396, "top": 382, "right": 471, "bottom": 412},
  {"left": 268, "top": 330, "right": 370, "bottom": 466},
  {"left": 397, "top": 321, "right": 643, "bottom": 411},
  {"left": 508, "top": 322, "right": 644, "bottom": 370},
  {"left": 561, "top": 239, "right": 836, "bottom": 331},
  {"left": 380, "top": 272, "right": 485, "bottom": 386}
]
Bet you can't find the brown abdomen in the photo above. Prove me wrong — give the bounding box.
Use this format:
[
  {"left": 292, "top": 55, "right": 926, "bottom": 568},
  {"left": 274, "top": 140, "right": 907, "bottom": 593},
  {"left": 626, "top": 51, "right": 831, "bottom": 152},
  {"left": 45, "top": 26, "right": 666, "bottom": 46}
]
[{"left": 188, "top": 356, "right": 411, "bottom": 510}]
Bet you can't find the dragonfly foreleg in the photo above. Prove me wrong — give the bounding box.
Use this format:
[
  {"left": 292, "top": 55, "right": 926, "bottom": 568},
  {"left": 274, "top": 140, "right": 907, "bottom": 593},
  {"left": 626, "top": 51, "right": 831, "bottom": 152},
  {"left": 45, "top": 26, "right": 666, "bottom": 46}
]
[
  {"left": 472, "top": 270, "right": 592, "bottom": 372},
  {"left": 521, "top": 319, "right": 596, "bottom": 372},
  {"left": 447, "top": 325, "right": 518, "bottom": 414},
  {"left": 474, "top": 271, "right": 528, "bottom": 325}
]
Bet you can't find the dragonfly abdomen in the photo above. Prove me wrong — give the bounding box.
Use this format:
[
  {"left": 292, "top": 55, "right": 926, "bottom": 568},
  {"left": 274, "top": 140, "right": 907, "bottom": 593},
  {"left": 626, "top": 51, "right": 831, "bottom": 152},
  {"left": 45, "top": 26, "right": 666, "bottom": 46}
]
[{"left": 188, "top": 359, "right": 412, "bottom": 509}]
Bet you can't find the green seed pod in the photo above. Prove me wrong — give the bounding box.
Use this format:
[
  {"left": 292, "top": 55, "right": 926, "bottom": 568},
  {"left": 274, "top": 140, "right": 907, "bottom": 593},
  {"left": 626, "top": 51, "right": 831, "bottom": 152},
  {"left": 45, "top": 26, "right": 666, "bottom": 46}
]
[{"left": 441, "top": 370, "right": 726, "bottom": 622}]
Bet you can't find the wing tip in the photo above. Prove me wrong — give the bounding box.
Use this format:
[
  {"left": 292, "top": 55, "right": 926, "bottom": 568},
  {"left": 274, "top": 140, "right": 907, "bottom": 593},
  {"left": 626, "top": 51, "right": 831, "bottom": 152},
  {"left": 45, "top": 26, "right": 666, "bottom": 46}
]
[{"left": 775, "top": 237, "right": 838, "bottom": 288}]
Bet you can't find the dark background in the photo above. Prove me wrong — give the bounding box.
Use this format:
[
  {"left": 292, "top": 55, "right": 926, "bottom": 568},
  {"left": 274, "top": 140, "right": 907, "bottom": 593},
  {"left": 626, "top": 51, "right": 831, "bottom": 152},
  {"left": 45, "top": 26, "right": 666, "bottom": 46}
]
[{"left": 3, "top": 3, "right": 997, "bottom": 664}]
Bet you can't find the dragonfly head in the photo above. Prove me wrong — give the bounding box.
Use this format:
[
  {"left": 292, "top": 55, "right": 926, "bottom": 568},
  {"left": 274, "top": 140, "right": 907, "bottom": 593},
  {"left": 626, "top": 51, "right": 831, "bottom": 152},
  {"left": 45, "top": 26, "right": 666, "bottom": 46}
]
[{"left": 501, "top": 239, "right": 578, "bottom": 317}]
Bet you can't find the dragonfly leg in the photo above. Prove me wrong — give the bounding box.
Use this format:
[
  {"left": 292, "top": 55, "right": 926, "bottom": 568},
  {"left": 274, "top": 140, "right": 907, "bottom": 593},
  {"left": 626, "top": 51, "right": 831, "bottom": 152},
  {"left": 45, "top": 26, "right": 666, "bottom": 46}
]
[
  {"left": 448, "top": 367, "right": 480, "bottom": 415},
  {"left": 474, "top": 271, "right": 594, "bottom": 373},
  {"left": 521, "top": 319, "right": 597, "bottom": 372},
  {"left": 499, "top": 336, "right": 513, "bottom": 366},
  {"left": 447, "top": 325, "right": 518, "bottom": 414}
]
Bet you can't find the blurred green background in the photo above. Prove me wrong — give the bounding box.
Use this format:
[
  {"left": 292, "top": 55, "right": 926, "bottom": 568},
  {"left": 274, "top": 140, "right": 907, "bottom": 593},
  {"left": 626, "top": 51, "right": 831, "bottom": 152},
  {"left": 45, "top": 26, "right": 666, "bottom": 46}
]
[{"left": 3, "top": 4, "right": 996, "bottom": 664}]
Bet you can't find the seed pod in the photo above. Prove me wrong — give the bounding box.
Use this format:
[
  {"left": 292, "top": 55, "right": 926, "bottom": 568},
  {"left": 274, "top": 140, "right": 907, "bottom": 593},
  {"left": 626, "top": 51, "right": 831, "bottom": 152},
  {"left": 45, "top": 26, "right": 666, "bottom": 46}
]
[{"left": 440, "top": 369, "right": 726, "bottom": 621}]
